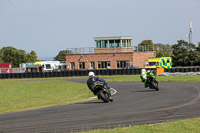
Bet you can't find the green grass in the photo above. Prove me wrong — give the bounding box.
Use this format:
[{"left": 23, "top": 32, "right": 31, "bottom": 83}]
[
  {"left": 0, "top": 79, "right": 93, "bottom": 114},
  {"left": 81, "top": 118, "right": 200, "bottom": 133},
  {"left": 16, "top": 75, "right": 200, "bottom": 82},
  {"left": 105, "top": 75, "right": 200, "bottom": 82}
]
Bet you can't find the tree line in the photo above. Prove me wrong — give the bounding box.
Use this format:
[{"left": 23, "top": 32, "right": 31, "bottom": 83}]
[
  {"left": 1, "top": 40, "right": 200, "bottom": 68},
  {"left": 138, "top": 40, "right": 200, "bottom": 66},
  {"left": 0, "top": 46, "right": 38, "bottom": 67}
]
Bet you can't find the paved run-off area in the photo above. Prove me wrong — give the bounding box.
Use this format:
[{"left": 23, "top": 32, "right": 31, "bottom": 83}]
[{"left": 0, "top": 78, "right": 200, "bottom": 133}]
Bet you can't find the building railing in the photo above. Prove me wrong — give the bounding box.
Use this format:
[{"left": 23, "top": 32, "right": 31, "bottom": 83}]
[{"left": 66, "top": 46, "right": 154, "bottom": 54}]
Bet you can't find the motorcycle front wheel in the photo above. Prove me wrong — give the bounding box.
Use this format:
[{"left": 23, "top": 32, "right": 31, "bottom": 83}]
[{"left": 151, "top": 81, "right": 159, "bottom": 91}]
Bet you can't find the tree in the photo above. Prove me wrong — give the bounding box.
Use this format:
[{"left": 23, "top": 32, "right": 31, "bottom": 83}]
[
  {"left": 137, "top": 40, "right": 154, "bottom": 51},
  {"left": 0, "top": 46, "right": 27, "bottom": 67},
  {"left": 54, "top": 50, "right": 73, "bottom": 61},
  {"left": 194, "top": 42, "right": 200, "bottom": 65},
  {"left": 25, "top": 50, "right": 38, "bottom": 62},
  {"left": 0, "top": 48, "right": 3, "bottom": 63},
  {"left": 172, "top": 40, "right": 198, "bottom": 66},
  {"left": 155, "top": 43, "right": 172, "bottom": 57},
  {"left": 0, "top": 46, "right": 38, "bottom": 67},
  {"left": 196, "top": 42, "right": 200, "bottom": 52}
]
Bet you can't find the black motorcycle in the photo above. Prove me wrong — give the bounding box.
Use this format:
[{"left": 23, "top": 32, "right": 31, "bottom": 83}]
[
  {"left": 147, "top": 71, "right": 159, "bottom": 91},
  {"left": 88, "top": 78, "right": 113, "bottom": 103}
]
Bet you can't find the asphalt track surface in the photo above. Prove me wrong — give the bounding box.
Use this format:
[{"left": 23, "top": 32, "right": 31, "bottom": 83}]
[{"left": 0, "top": 78, "right": 200, "bottom": 133}]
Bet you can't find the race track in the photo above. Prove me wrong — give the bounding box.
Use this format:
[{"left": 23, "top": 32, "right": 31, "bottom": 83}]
[{"left": 0, "top": 78, "right": 200, "bottom": 133}]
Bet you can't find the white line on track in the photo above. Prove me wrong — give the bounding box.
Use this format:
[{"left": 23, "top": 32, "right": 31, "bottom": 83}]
[{"left": 110, "top": 88, "right": 117, "bottom": 95}]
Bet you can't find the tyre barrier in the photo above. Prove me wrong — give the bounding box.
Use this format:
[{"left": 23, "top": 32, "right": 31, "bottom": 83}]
[
  {"left": 109, "top": 69, "right": 113, "bottom": 75},
  {"left": 1, "top": 74, "right": 5, "bottom": 79},
  {"left": 68, "top": 71, "right": 72, "bottom": 77},
  {"left": 130, "top": 69, "right": 135, "bottom": 74},
  {"left": 113, "top": 69, "right": 117, "bottom": 75},
  {"left": 105, "top": 70, "right": 109, "bottom": 75},
  {"left": 117, "top": 69, "right": 122, "bottom": 75},
  {"left": 175, "top": 68, "right": 180, "bottom": 72},
  {"left": 96, "top": 70, "right": 100, "bottom": 75},
  {"left": 135, "top": 69, "right": 140, "bottom": 74},
  {"left": 127, "top": 69, "right": 131, "bottom": 75},
  {"left": 0, "top": 67, "right": 200, "bottom": 79},
  {"left": 122, "top": 69, "right": 126, "bottom": 75},
  {"left": 180, "top": 68, "right": 184, "bottom": 72},
  {"left": 71, "top": 71, "right": 75, "bottom": 76},
  {"left": 193, "top": 67, "right": 197, "bottom": 72},
  {"left": 184, "top": 68, "right": 188, "bottom": 72}
]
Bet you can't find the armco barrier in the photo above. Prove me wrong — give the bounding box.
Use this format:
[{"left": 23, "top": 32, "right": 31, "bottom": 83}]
[{"left": 0, "top": 67, "right": 199, "bottom": 79}]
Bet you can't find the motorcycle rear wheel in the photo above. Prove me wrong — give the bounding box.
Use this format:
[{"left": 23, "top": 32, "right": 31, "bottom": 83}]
[{"left": 99, "top": 90, "right": 110, "bottom": 103}]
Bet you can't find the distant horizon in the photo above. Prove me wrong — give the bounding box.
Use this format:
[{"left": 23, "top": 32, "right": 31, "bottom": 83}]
[{"left": 38, "top": 56, "right": 54, "bottom": 61}]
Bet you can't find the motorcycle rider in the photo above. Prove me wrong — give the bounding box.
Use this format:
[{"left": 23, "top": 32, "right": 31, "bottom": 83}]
[
  {"left": 87, "top": 71, "right": 113, "bottom": 102},
  {"left": 140, "top": 69, "right": 148, "bottom": 88}
]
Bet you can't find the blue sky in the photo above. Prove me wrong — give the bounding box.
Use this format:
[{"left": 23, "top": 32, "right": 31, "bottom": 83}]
[{"left": 0, "top": 0, "right": 199, "bottom": 58}]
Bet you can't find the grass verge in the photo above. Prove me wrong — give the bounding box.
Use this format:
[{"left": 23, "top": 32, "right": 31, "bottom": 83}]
[
  {"left": 0, "top": 79, "right": 93, "bottom": 114},
  {"left": 105, "top": 75, "right": 200, "bottom": 82},
  {"left": 81, "top": 118, "right": 200, "bottom": 133}
]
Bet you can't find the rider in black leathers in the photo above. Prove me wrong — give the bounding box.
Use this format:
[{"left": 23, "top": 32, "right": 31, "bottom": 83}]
[{"left": 87, "top": 72, "right": 113, "bottom": 101}]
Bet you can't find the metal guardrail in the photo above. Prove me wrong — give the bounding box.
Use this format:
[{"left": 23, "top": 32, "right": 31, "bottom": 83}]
[{"left": 66, "top": 46, "right": 154, "bottom": 54}]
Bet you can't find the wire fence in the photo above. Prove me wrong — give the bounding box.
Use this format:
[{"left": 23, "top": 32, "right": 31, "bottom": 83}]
[{"left": 0, "top": 68, "right": 21, "bottom": 74}]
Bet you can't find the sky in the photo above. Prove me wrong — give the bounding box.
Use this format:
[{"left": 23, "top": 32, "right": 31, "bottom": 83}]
[{"left": 0, "top": 0, "right": 199, "bottom": 58}]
